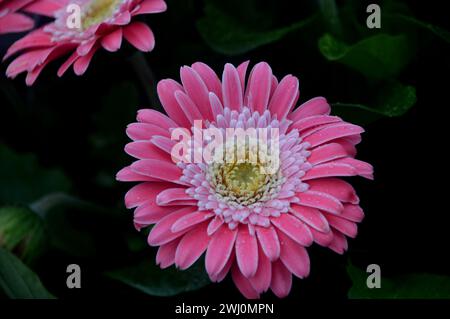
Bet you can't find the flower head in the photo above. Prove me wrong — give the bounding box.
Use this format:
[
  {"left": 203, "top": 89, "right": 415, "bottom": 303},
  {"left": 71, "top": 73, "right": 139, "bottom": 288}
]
[
  {"left": 118, "top": 61, "right": 373, "bottom": 298},
  {"left": 0, "top": 0, "right": 34, "bottom": 34},
  {"left": 3, "top": 0, "right": 166, "bottom": 85}
]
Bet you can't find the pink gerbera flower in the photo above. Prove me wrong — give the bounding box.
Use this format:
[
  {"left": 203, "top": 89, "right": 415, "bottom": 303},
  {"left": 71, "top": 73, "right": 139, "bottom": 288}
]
[
  {"left": 3, "top": 0, "right": 166, "bottom": 85},
  {"left": 117, "top": 61, "right": 373, "bottom": 299},
  {"left": 0, "top": 0, "right": 34, "bottom": 34}
]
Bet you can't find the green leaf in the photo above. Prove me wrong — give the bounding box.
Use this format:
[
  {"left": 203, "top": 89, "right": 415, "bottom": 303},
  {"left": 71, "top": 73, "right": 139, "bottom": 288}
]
[
  {"left": 331, "top": 82, "right": 416, "bottom": 124},
  {"left": 318, "top": 33, "right": 415, "bottom": 80},
  {"left": 386, "top": 14, "right": 450, "bottom": 44},
  {"left": 197, "top": 1, "right": 316, "bottom": 55},
  {"left": 90, "top": 82, "right": 139, "bottom": 188},
  {"left": 348, "top": 263, "right": 450, "bottom": 299},
  {"left": 0, "top": 248, "right": 55, "bottom": 299},
  {"left": 0, "top": 144, "right": 71, "bottom": 205},
  {"left": 318, "top": 0, "right": 342, "bottom": 36},
  {"left": 0, "top": 206, "right": 47, "bottom": 264},
  {"left": 107, "top": 259, "right": 211, "bottom": 297},
  {"left": 31, "top": 193, "right": 125, "bottom": 258}
]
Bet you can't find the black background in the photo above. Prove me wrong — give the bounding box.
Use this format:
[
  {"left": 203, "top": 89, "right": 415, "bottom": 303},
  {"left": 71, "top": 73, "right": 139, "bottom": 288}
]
[{"left": 1, "top": 0, "right": 450, "bottom": 307}]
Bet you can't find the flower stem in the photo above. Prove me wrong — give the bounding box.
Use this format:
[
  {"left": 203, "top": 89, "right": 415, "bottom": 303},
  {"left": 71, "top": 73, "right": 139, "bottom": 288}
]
[{"left": 128, "top": 52, "right": 160, "bottom": 109}]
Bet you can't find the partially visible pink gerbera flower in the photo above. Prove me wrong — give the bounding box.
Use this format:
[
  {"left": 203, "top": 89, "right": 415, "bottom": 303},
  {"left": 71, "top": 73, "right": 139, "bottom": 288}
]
[
  {"left": 117, "top": 61, "right": 373, "bottom": 299},
  {"left": 0, "top": 0, "right": 34, "bottom": 34},
  {"left": 3, "top": 0, "right": 166, "bottom": 85}
]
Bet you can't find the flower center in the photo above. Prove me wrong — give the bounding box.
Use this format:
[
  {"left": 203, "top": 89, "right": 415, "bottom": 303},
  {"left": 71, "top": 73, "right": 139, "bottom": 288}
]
[
  {"left": 81, "top": 0, "right": 121, "bottom": 30},
  {"left": 207, "top": 138, "right": 283, "bottom": 207},
  {"left": 222, "top": 162, "right": 269, "bottom": 196}
]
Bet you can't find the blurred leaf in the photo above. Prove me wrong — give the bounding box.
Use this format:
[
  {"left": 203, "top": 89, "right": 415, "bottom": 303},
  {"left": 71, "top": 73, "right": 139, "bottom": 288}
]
[
  {"left": 107, "top": 259, "right": 210, "bottom": 296},
  {"left": 31, "top": 193, "right": 126, "bottom": 258},
  {"left": 386, "top": 14, "right": 450, "bottom": 44},
  {"left": 318, "top": 0, "right": 342, "bottom": 36},
  {"left": 332, "top": 82, "right": 416, "bottom": 124},
  {"left": 0, "top": 248, "right": 55, "bottom": 299},
  {"left": 0, "top": 206, "right": 47, "bottom": 264},
  {"left": 348, "top": 263, "right": 450, "bottom": 299},
  {"left": 0, "top": 144, "right": 70, "bottom": 205},
  {"left": 318, "top": 33, "right": 414, "bottom": 80},
  {"left": 197, "top": 1, "right": 316, "bottom": 55},
  {"left": 90, "top": 82, "right": 139, "bottom": 188}
]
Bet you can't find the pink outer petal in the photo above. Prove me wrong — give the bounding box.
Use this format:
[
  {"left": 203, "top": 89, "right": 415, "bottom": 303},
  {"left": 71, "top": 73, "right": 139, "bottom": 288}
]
[
  {"left": 116, "top": 166, "right": 157, "bottom": 182},
  {"left": 333, "top": 138, "right": 357, "bottom": 157},
  {"left": 124, "top": 181, "right": 173, "bottom": 209},
  {"left": 237, "top": 60, "right": 249, "bottom": 92},
  {"left": 130, "top": 159, "right": 185, "bottom": 185},
  {"left": 289, "top": 97, "right": 330, "bottom": 122},
  {"left": 180, "top": 66, "right": 213, "bottom": 120},
  {"left": 125, "top": 141, "right": 171, "bottom": 161},
  {"left": 309, "top": 227, "right": 334, "bottom": 246},
  {"left": 156, "top": 188, "right": 191, "bottom": 206},
  {"left": 26, "top": 53, "right": 59, "bottom": 85},
  {"left": 23, "top": 0, "right": 63, "bottom": 16},
  {"left": 270, "top": 260, "right": 292, "bottom": 298},
  {"left": 101, "top": 28, "right": 122, "bottom": 52},
  {"left": 125, "top": 141, "right": 171, "bottom": 162},
  {"left": 333, "top": 158, "right": 374, "bottom": 180},
  {"left": 290, "top": 205, "right": 330, "bottom": 233},
  {"left": 77, "top": 38, "right": 96, "bottom": 56},
  {"left": 24, "top": 44, "right": 76, "bottom": 84},
  {"left": 6, "top": 47, "right": 54, "bottom": 78},
  {"left": 303, "top": 162, "right": 357, "bottom": 180},
  {"left": 157, "top": 79, "right": 191, "bottom": 128},
  {"left": 174, "top": 90, "right": 204, "bottom": 124},
  {"left": 133, "top": 200, "right": 175, "bottom": 226},
  {"left": 126, "top": 123, "right": 170, "bottom": 140},
  {"left": 136, "top": 109, "right": 177, "bottom": 130},
  {"left": 255, "top": 226, "right": 280, "bottom": 261},
  {"left": 73, "top": 45, "right": 98, "bottom": 76},
  {"left": 324, "top": 213, "right": 358, "bottom": 238},
  {"left": 210, "top": 253, "right": 234, "bottom": 283},
  {"left": 112, "top": 11, "right": 131, "bottom": 25},
  {"left": 134, "top": 0, "right": 167, "bottom": 15},
  {"left": 307, "top": 178, "right": 359, "bottom": 204},
  {"left": 291, "top": 115, "right": 342, "bottom": 132},
  {"left": 175, "top": 222, "right": 209, "bottom": 270},
  {"left": 222, "top": 63, "right": 243, "bottom": 110},
  {"left": 270, "top": 75, "right": 279, "bottom": 98},
  {"left": 248, "top": 246, "right": 271, "bottom": 293},
  {"left": 341, "top": 204, "right": 364, "bottom": 223},
  {"left": 192, "top": 62, "right": 222, "bottom": 100},
  {"left": 271, "top": 213, "right": 313, "bottom": 246},
  {"left": 304, "top": 123, "right": 364, "bottom": 148},
  {"left": 156, "top": 238, "right": 179, "bottom": 268},
  {"left": 57, "top": 50, "right": 79, "bottom": 77},
  {"left": 231, "top": 265, "right": 260, "bottom": 299},
  {"left": 245, "top": 62, "right": 272, "bottom": 113},
  {"left": 123, "top": 22, "right": 155, "bottom": 52},
  {"left": 3, "top": 28, "right": 52, "bottom": 61},
  {"left": 150, "top": 135, "right": 177, "bottom": 154},
  {"left": 235, "top": 225, "right": 259, "bottom": 278},
  {"left": 148, "top": 206, "right": 198, "bottom": 246},
  {"left": 171, "top": 211, "right": 213, "bottom": 232},
  {"left": 327, "top": 230, "right": 348, "bottom": 254},
  {"left": 205, "top": 225, "right": 237, "bottom": 277},
  {"left": 295, "top": 191, "right": 344, "bottom": 215},
  {"left": 0, "top": 13, "right": 33, "bottom": 34},
  {"left": 207, "top": 216, "right": 224, "bottom": 236},
  {"left": 268, "top": 75, "right": 299, "bottom": 119},
  {"left": 278, "top": 230, "right": 310, "bottom": 279},
  {"left": 209, "top": 92, "right": 224, "bottom": 119},
  {"left": 308, "top": 142, "right": 351, "bottom": 165},
  {"left": 2, "top": 0, "right": 33, "bottom": 12}
]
